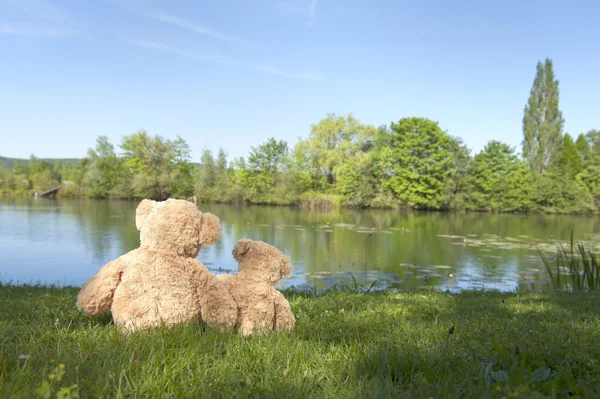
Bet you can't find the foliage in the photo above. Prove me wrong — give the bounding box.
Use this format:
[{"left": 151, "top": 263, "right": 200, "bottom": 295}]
[
  {"left": 384, "top": 117, "right": 456, "bottom": 209},
  {"left": 1, "top": 59, "right": 599, "bottom": 212},
  {"left": 1, "top": 285, "right": 599, "bottom": 398},
  {"left": 559, "top": 133, "right": 582, "bottom": 177},
  {"left": 295, "top": 114, "right": 377, "bottom": 199},
  {"left": 465, "top": 141, "right": 532, "bottom": 212},
  {"left": 120, "top": 131, "right": 195, "bottom": 200},
  {"left": 540, "top": 234, "right": 600, "bottom": 291},
  {"left": 82, "top": 136, "right": 121, "bottom": 198},
  {"left": 522, "top": 58, "right": 564, "bottom": 176}
]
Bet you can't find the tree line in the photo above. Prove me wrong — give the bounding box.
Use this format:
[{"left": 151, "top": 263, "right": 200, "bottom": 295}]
[{"left": 1, "top": 58, "right": 599, "bottom": 213}]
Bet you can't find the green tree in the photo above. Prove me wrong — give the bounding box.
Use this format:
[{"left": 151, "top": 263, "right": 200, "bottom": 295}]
[
  {"left": 120, "top": 131, "right": 194, "bottom": 200},
  {"left": 384, "top": 117, "right": 455, "bottom": 209},
  {"left": 467, "top": 141, "right": 529, "bottom": 211},
  {"left": 444, "top": 137, "right": 472, "bottom": 210},
  {"left": 197, "top": 149, "right": 216, "bottom": 202},
  {"left": 576, "top": 133, "right": 590, "bottom": 162},
  {"left": 522, "top": 58, "right": 564, "bottom": 175},
  {"left": 244, "top": 138, "right": 291, "bottom": 204},
  {"left": 83, "top": 136, "right": 122, "bottom": 198},
  {"left": 577, "top": 130, "right": 600, "bottom": 207},
  {"left": 215, "top": 148, "right": 232, "bottom": 202},
  {"left": 294, "top": 114, "right": 377, "bottom": 192},
  {"left": 559, "top": 133, "right": 583, "bottom": 177}
]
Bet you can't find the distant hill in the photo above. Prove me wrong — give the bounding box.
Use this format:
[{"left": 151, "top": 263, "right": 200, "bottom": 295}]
[{"left": 0, "top": 156, "right": 80, "bottom": 169}]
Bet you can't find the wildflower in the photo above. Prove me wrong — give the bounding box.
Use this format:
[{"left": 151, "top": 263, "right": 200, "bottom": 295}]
[
  {"left": 18, "top": 354, "right": 29, "bottom": 360},
  {"left": 449, "top": 273, "right": 453, "bottom": 278},
  {"left": 339, "top": 308, "right": 344, "bottom": 313}
]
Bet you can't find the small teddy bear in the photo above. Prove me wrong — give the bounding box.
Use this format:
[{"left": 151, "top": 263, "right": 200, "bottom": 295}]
[
  {"left": 76, "top": 198, "right": 238, "bottom": 333},
  {"left": 216, "top": 239, "right": 296, "bottom": 336}
]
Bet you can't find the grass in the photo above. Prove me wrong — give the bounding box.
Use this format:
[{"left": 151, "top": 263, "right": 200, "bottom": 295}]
[
  {"left": 1, "top": 284, "right": 599, "bottom": 398},
  {"left": 540, "top": 234, "right": 600, "bottom": 292}
]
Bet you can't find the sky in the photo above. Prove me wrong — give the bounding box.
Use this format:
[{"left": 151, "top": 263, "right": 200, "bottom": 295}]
[{"left": 1, "top": 0, "right": 599, "bottom": 162}]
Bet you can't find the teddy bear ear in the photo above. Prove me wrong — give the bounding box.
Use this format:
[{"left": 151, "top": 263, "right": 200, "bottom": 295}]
[
  {"left": 232, "top": 239, "right": 254, "bottom": 261},
  {"left": 199, "top": 212, "right": 222, "bottom": 245},
  {"left": 135, "top": 199, "right": 158, "bottom": 230}
]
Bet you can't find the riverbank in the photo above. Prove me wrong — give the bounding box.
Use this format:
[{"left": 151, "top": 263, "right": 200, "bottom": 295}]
[
  {"left": 1, "top": 285, "right": 599, "bottom": 398},
  {"left": 3, "top": 189, "right": 600, "bottom": 215}
]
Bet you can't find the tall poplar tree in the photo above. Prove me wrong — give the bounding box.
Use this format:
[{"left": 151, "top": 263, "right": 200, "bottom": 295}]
[{"left": 522, "top": 58, "right": 564, "bottom": 175}]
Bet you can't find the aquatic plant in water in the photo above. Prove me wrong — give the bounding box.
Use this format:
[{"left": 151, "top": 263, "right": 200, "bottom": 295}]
[{"left": 540, "top": 233, "right": 600, "bottom": 291}]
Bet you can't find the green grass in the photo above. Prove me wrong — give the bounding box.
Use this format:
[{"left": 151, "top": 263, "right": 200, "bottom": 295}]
[{"left": 1, "top": 285, "right": 599, "bottom": 398}]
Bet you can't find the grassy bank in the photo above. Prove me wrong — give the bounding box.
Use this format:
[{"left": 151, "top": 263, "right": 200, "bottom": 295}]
[{"left": 1, "top": 285, "right": 599, "bottom": 398}]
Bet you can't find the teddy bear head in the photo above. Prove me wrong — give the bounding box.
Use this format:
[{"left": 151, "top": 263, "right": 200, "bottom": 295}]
[
  {"left": 232, "top": 239, "right": 292, "bottom": 284},
  {"left": 135, "top": 198, "right": 221, "bottom": 257}
]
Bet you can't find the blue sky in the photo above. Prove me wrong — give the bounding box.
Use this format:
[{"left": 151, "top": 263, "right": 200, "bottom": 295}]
[{"left": 1, "top": 0, "right": 599, "bottom": 162}]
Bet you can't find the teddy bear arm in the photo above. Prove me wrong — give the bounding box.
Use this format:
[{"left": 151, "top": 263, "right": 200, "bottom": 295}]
[
  {"left": 193, "top": 265, "right": 237, "bottom": 331},
  {"left": 273, "top": 290, "right": 295, "bottom": 331},
  {"left": 214, "top": 273, "right": 235, "bottom": 285},
  {"left": 76, "top": 259, "right": 124, "bottom": 316}
]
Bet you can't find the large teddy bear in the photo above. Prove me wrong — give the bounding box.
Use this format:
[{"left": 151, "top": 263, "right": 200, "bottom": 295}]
[
  {"left": 216, "top": 239, "right": 296, "bottom": 336},
  {"left": 76, "top": 198, "right": 238, "bottom": 332}
]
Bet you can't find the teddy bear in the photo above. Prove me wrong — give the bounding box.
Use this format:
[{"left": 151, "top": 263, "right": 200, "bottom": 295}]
[
  {"left": 76, "top": 198, "right": 238, "bottom": 333},
  {"left": 215, "top": 239, "right": 296, "bottom": 336}
]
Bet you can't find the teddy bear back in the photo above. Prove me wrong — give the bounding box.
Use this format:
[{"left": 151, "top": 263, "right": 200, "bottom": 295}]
[{"left": 135, "top": 198, "right": 222, "bottom": 258}]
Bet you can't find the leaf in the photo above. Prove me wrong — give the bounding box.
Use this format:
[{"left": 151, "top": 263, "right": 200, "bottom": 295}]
[
  {"left": 491, "top": 370, "right": 509, "bottom": 383},
  {"left": 491, "top": 337, "right": 503, "bottom": 354},
  {"left": 35, "top": 380, "right": 51, "bottom": 399},
  {"left": 529, "top": 366, "right": 552, "bottom": 383},
  {"left": 57, "top": 385, "right": 80, "bottom": 399}
]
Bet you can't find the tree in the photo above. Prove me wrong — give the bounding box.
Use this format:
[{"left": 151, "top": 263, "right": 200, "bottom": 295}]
[
  {"left": 244, "top": 138, "right": 291, "bottom": 204},
  {"left": 467, "top": 141, "right": 529, "bottom": 211},
  {"left": 559, "top": 133, "right": 583, "bottom": 177},
  {"left": 215, "top": 148, "right": 232, "bottom": 202},
  {"left": 522, "top": 58, "right": 564, "bottom": 175},
  {"left": 577, "top": 130, "right": 600, "bottom": 207},
  {"left": 294, "top": 114, "right": 377, "bottom": 192},
  {"left": 120, "top": 131, "right": 194, "bottom": 200},
  {"left": 444, "top": 137, "right": 472, "bottom": 210},
  {"left": 197, "top": 149, "right": 216, "bottom": 202},
  {"left": 384, "top": 117, "right": 455, "bottom": 209},
  {"left": 248, "top": 138, "right": 288, "bottom": 173},
  {"left": 83, "top": 136, "right": 122, "bottom": 198},
  {"left": 576, "top": 133, "right": 590, "bottom": 162}
]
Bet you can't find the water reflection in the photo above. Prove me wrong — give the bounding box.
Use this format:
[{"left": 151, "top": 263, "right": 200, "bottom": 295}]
[{"left": 1, "top": 198, "right": 599, "bottom": 292}]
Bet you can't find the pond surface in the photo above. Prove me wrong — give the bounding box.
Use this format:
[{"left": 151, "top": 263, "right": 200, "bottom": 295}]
[{"left": 1, "top": 198, "right": 600, "bottom": 292}]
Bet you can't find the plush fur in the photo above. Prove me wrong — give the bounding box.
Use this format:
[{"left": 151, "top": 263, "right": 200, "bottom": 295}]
[
  {"left": 76, "top": 198, "right": 237, "bottom": 333},
  {"left": 216, "top": 239, "right": 296, "bottom": 336}
]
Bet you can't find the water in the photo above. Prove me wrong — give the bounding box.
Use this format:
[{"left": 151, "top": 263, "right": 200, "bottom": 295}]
[{"left": 2, "top": 197, "right": 600, "bottom": 292}]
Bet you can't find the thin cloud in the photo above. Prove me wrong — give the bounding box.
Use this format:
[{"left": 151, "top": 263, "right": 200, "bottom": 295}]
[
  {"left": 256, "top": 65, "right": 294, "bottom": 79},
  {"left": 108, "top": 1, "right": 255, "bottom": 47},
  {"left": 125, "top": 38, "right": 235, "bottom": 66},
  {"left": 309, "top": 0, "right": 318, "bottom": 17},
  {"left": 271, "top": 0, "right": 319, "bottom": 25},
  {"left": 147, "top": 13, "right": 254, "bottom": 47},
  {"left": 256, "top": 65, "right": 323, "bottom": 81},
  {"left": 308, "top": 0, "right": 317, "bottom": 26},
  {"left": 0, "top": 22, "right": 76, "bottom": 37},
  {"left": 126, "top": 40, "right": 323, "bottom": 81},
  {"left": 297, "top": 71, "right": 322, "bottom": 81},
  {"left": 3, "top": 0, "right": 69, "bottom": 22}
]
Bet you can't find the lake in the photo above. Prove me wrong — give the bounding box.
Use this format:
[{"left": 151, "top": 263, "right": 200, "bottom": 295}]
[{"left": 2, "top": 197, "right": 600, "bottom": 292}]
